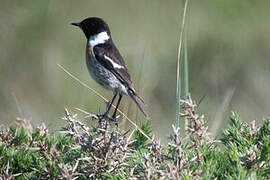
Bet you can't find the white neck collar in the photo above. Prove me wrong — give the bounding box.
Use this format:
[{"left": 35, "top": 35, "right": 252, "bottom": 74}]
[{"left": 88, "top": 31, "right": 110, "bottom": 47}]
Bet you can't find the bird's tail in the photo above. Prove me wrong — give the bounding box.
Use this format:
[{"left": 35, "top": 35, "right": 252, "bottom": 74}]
[{"left": 128, "top": 89, "right": 149, "bottom": 120}]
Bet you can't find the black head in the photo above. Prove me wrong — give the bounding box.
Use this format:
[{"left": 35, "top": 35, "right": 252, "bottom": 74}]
[{"left": 71, "top": 17, "right": 111, "bottom": 39}]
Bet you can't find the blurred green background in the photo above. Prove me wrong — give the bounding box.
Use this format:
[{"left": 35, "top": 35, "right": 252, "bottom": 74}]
[{"left": 0, "top": 0, "right": 269, "bottom": 140}]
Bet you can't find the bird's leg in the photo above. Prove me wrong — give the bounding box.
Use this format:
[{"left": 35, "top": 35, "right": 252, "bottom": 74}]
[
  {"left": 98, "top": 93, "right": 117, "bottom": 119},
  {"left": 112, "top": 94, "right": 123, "bottom": 121}
]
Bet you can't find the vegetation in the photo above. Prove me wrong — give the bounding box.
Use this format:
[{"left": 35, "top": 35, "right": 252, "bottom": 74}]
[
  {"left": 0, "top": 96, "right": 269, "bottom": 179},
  {"left": 1, "top": 1, "right": 269, "bottom": 179}
]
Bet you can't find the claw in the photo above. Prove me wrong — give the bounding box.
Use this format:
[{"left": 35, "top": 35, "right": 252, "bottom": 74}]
[
  {"left": 111, "top": 114, "right": 120, "bottom": 121},
  {"left": 97, "top": 113, "right": 108, "bottom": 119},
  {"left": 96, "top": 113, "right": 119, "bottom": 125}
]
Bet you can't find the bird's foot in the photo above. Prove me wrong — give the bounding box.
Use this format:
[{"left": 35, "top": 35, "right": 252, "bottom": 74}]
[
  {"left": 111, "top": 114, "right": 120, "bottom": 122},
  {"left": 96, "top": 113, "right": 119, "bottom": 122},
  {"left": 96, "top": 113, "right": 109, "bottom": 120}
]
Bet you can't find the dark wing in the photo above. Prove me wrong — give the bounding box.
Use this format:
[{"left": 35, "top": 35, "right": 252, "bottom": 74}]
[
  {"left": 93, "top": 43, "right": 149, "bottom": 119},
  {"left": 93, "top": 43, "right": 133, "bottom": 88}
]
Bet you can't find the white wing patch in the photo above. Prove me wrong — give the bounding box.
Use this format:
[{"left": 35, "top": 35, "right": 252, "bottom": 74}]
[
  {"left": 104, "top": 55, "right": 124, "bottom": 69},
  {"left": 89, "top": 31, "right": 110, "bottom": 47}
]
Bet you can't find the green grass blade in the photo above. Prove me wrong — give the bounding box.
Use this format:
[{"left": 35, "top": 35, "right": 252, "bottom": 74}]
[
  {"left": 176, "top": 0, "right": 189, "bottom": 128},
  {"left": 183, "top": 30, "right": 189, "bottom": 97}
]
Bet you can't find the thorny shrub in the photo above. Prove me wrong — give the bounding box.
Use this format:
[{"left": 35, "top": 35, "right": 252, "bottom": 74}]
[{"left": 0, "top": 96, "right": 270, "bottom": 179}]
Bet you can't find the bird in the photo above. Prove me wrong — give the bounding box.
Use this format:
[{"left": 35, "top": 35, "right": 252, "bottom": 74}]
[{"left": 71, "top": 17, "right": 149, "bottom": 120}]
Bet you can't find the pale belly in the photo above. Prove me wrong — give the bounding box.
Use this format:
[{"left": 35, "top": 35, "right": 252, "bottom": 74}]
[{"left": 86, "top": 48, "right": 128, "bottom": 95}]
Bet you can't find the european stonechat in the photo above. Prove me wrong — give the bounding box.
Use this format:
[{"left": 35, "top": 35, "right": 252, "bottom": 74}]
[{"left": 71, "top": 17, "right": 149, "bottom": 120}]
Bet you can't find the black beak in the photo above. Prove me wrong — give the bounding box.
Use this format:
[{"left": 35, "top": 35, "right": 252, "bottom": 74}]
[{"left": 71, "top": 22, "right": 81, "bottom": 27}]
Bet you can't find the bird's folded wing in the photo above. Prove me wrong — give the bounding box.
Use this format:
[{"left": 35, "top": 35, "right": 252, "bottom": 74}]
[
  {"left": 93, "top": 44, "right": 149, "bottom": 118},
  {"left": 93, "top": 44, "right": 133, "bottom": 87}
]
